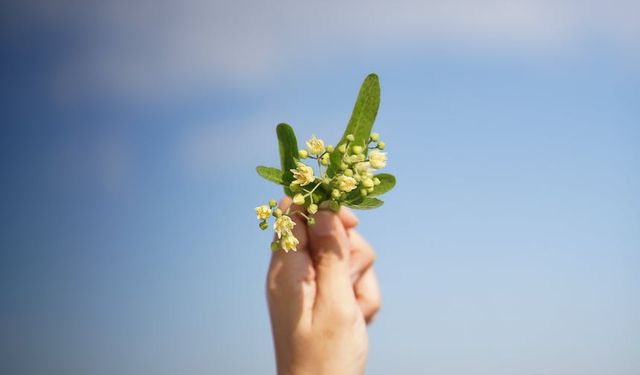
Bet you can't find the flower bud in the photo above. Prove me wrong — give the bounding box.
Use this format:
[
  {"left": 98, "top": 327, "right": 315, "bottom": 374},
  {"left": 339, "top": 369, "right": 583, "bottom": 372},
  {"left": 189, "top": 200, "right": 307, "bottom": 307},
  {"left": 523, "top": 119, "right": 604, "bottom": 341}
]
[
  {"left": 360, "top": 188, "right": 368, "bottom": 196},
  {"left": 373, "top": 177, "right": 380, "bottom": 186},
  {"left": 259, "top": 221, "right": 269, "bottom": 230},
  {"left": 370, "top": 133, "right": 380, "bottom": 142},
  {"left": 326, "top": 145, "right": 334, "bottom": 152},
  {"left": 308, "top": 204, "right": 318, "bottom": 214},
  {"left": 330, "top": 200, "right": 340, "bottom": 211},
  {"left": 273, "top": 208, "right": 282, "bottom": 217},
  {"left": 344, "top": 168, "right": 353, "bottom": 177},
  {"left": 293, "top": 194, "right": 305, "bottom": 205},
  {"left": 340, "top": 162, "right": 348, "bottom": 170},
  {"left": 345, "top": 155, "right": 358, "bottom": 164},
  {"left": 353, "top": 162, "right": 366, "bottom": 173},
  {"left": 269, "top": 199, "right": 277, "bottom": 208},
  {"left": 332, "top": 189, "right": 341, "bottom": 198},
  {"left": 338, "top": 144, "right": 347, "bottom": 153},
  {"left": 298, "top": 149, "right": 308, "bottom": 159},
  {"left": 352, "top": 145, "right": 363, "bottom": 155},
  {"left": 363, "top": 178, "right": 374, "bottom": 188},
  {"left": 271, "top": 240, "right": 280, "bottom": 252},
  {"left": 367, "top": 186, "right": 375, "bottom": 193},
  {"left": 289, "top": 182, "right": 299, "bottom": 192},
  {"left": 346, "top": 134, "right": 355, "bottom": 142},
  {"left": 321, "top": 154, "right": 330, "bottom": 166},
  {"left": 377, "top": 141, "right": 386, "bottom": 150},
  {"left": 307, "top": 217, "right": 316, "bottom": 225}
]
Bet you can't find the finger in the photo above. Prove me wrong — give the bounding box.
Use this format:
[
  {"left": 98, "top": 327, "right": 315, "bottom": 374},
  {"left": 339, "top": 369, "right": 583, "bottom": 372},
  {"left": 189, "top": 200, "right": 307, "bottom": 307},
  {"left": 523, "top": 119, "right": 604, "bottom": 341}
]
[
  {"left": 339, "top": 206, "right": 359, "bottom": 229},
  {"left": 355, "top": 267, "right": 381, "bottom": 324},
  {"left": 267, "top": 198, "right": 315, "bottom": 320},
  {"left": 347, "top": 229, "right": 375, "bottom": 283},
  {"left": 307, "top": 210, "right": 354, "bottom": 307}
]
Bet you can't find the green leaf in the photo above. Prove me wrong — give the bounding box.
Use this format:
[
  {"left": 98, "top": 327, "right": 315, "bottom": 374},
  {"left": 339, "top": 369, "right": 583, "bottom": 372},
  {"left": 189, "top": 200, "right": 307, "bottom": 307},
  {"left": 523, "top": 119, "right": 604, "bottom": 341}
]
[
  {"left": 343, "top": 197, "right": 384, "bottom": 210},
  {"left": 256, "top": 166, "right": 284, "bottom": 185},
  {"left": 276, "top": 123, "right": 299, "bottom": 196},
  {"left": 328, "top": 73, "right": 380, "bottom": 176},
  {"left": 368, "top": 173, "right": 396, "bottom": 197}
]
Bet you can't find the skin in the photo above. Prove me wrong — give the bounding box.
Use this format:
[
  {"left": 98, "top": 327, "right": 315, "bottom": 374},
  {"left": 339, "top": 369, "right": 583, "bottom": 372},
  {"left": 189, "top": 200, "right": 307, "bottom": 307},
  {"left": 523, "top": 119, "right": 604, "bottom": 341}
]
[{"left": 267, "top": 197, "right": 382, "bottom": 375}]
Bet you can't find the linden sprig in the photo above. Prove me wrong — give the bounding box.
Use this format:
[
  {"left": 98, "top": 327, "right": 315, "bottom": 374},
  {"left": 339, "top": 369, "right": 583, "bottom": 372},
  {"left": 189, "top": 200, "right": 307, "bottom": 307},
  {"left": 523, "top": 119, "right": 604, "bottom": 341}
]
[{"left": 254, "top": 73, "right": 396, "bottom": 253}]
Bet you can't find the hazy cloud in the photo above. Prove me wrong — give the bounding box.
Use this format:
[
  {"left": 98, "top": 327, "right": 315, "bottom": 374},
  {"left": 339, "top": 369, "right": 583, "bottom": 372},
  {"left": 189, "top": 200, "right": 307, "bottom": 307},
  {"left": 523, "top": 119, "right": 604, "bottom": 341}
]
[{"left": 9, "top": 0, "right": 640, "bottom": 97}]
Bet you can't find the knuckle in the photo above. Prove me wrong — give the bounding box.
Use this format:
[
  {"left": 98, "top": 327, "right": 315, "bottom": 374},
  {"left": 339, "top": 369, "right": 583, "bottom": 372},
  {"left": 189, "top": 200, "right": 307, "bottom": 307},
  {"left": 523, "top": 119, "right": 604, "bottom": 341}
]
[{"left": 366, "top": 250, "right": 376, "bottom": 267}]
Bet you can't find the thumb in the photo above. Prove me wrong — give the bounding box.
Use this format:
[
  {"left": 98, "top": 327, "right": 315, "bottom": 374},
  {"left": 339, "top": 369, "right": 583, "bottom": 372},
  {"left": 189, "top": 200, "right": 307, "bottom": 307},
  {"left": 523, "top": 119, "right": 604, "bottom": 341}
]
[{"left": 307, "top": 209, "right": 354, "bottom": 306}]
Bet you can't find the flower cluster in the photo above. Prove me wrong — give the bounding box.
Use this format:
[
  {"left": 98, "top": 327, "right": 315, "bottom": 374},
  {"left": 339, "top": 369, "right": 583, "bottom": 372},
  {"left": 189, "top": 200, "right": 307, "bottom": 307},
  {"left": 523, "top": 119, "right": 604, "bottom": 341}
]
[
  {"left": 255, "top": 199, "right": 300, "bottom": 252},
  {"left": 327, "top": 133, "right": 387, "bottom": 200},
  {"left": 255, "top": 133, "right": 389, "bottom": 252}
]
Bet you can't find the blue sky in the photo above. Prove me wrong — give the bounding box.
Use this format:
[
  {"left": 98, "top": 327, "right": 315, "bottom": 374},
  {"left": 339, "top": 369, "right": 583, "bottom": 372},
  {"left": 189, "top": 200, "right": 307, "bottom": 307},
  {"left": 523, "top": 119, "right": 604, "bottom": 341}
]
[{"left": 1, "top": 1, "right": 639, "bottom": 374}]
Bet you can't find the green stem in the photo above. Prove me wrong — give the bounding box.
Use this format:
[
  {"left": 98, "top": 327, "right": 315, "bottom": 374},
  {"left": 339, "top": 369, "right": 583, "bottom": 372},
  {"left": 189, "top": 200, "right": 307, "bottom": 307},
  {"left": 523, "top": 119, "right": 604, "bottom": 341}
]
[
  {"left": 305, "top": 181, "right": 323, "bottom": 198},
  {"left": 292, "top": 210, "right": 310, "bottom": 220}
]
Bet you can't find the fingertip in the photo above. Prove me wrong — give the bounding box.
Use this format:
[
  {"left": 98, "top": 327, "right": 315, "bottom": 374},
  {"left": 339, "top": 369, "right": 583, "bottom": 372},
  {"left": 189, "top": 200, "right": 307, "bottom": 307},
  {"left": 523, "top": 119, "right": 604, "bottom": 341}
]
[
  {"left": 278, "top": 196, "right": 292, "bottom": 210},
  {"left": 339, "top": 206, "right": 359, "bottom": 228}
]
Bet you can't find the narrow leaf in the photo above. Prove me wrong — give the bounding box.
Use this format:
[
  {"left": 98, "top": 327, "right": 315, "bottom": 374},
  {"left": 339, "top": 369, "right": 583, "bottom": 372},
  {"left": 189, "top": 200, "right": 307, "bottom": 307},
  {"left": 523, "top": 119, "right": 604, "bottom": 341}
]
[
  {"left": 276, "top": 123, "right": 299, "bottom": 196},
  {"left": 328, "top": 73, "right": 380, "bottom": 176},
  {"left": 256, "top": 166, "right": 284, "bottom": 185},
  {"left": 368, "top": 173, "right": 396, "bottom": 197}
]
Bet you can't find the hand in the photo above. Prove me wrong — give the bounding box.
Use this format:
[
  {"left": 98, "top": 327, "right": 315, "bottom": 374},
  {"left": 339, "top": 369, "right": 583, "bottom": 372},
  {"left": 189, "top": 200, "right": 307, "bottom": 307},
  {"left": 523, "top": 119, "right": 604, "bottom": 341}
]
[{"left": 267, "top": 198, "right": 381, "bottom": 375}]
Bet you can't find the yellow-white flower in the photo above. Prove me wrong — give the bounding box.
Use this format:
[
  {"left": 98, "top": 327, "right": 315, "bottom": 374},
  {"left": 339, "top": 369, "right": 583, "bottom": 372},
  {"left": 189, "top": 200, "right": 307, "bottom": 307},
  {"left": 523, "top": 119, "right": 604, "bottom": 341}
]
[
  {"left": 336, "top": 175, "right": 358, "bottom": 192},
  {"left": 290, "top": 162, "right": 315, "bottom": 187},
  {"left": 281, "top": 234, "right": 299, "bottom": 252},
  {"left": 255, "top": 205, "right": 272, "bottom": 220},
  {"left": 354, "top": 162, "right": 370, "bottom": 174},
  {"left": 369, "top": 150, "right": 387, "bottom": 169},
  {"left": 274, "top": 215, "right": 295, "bottom": 239},
  {"left": 306, "top": 135, "right": 325, "bottom": 155}
]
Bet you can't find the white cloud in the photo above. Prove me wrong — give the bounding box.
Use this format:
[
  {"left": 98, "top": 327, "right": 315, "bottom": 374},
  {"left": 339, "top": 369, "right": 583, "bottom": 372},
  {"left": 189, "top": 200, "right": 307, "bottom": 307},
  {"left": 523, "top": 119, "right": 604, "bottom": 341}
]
[{"left": 12, "top": 0, "right": 640, "bottom": 97}]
